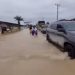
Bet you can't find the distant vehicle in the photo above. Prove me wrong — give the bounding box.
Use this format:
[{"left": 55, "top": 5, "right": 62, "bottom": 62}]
[
  {"left": 41, "top": 27, "right": 47, "bottom": 34},
  {"left": 38, "top": 21, "right": 45, "bottom": 25},
  {"left": 37, "top": 21, "right": 48, "bottom": 34},
  {"left": 46, "top": 21, "right": 75, "bottom": 59},
  {"left": 37, "top": 21, "right": 45, "bottom": 28}
]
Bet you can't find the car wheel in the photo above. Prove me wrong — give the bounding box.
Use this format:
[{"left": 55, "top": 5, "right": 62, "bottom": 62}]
[{"left": 64, "top": 44, "right": 75, "bottom": 59}]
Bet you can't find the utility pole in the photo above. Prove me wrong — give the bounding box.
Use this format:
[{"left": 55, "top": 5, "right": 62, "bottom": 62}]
[{"left": 55, "top": 3, "right": 60, "bottom": 21}]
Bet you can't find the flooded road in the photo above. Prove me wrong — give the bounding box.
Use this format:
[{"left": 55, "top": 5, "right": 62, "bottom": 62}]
[{"left": 0, "top": 29, "right": 75, "bottom": 75}]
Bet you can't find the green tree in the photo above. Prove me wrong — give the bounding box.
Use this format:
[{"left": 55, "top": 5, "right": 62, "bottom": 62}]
[{"left": 14, "top": 16, "right": 23, "bottom": 29}]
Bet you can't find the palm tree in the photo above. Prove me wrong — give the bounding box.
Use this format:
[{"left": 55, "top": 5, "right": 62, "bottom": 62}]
[{"left": 14, "top": 16, "right": 23, "bottom": 29}]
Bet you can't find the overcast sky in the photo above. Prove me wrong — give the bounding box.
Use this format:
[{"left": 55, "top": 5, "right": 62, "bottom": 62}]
[{"left": 0, "top": 0, "right": 75, "bottom": 24}]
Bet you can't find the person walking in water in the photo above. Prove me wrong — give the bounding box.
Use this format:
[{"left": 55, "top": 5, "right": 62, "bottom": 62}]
[
  {"left": 35, "top": 27, "right": 38, "bottom": 36},
  {"left": 32, "top": 26, "right": 35, "bottom": 36},
  {"left": 29, "top": 25, "right": 32, "bottom": 34},
  {"left": 32, "top": 26, "right": 38, "bottom": 36}
]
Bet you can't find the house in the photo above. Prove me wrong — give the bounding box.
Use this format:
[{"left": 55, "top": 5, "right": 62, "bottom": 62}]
[
  {"left": 0, "top": 21, "right": 24, "bottom": 34},
  {"left": 0, "top": 21, "right": 19, "bottom": 27}
]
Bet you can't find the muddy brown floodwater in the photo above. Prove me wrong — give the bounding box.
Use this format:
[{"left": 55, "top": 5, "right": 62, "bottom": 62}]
[{"left": 0, "top": 29, "right": 75, "bottom": 75}]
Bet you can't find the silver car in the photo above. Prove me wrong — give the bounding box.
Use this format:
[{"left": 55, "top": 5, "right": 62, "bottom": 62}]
[{"left": 46, "top": 21, "right": 75, "bottom": 59}]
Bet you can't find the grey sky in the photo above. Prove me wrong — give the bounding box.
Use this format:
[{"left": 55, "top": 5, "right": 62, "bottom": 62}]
[{"left": 0, "top": 0, "right": 75, "bottom": 24}]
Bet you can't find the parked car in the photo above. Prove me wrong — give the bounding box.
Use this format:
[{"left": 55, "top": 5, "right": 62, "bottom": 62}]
[{"left": 46, "top": 21, "right": 75, "bottom": 59}]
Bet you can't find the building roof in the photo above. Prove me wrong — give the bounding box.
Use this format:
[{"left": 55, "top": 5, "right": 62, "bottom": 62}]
[{"left": 0, "top": 21, "right": 24, "bottom": 27}]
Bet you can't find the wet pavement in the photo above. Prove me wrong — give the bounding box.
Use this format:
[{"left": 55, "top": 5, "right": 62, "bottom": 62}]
[{"left": 0, "top": 29, "right": 75, "bottom": 75}]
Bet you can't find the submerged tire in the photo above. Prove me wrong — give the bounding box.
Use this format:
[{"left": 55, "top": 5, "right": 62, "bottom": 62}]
[{"left": 64, "top": 44, "right": 75, "bottom": 59}]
